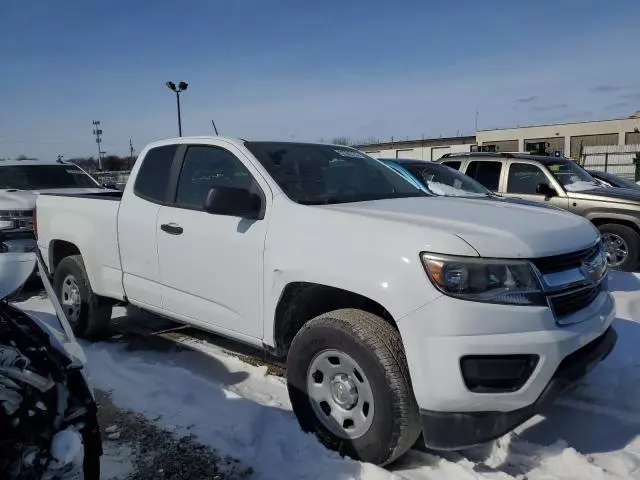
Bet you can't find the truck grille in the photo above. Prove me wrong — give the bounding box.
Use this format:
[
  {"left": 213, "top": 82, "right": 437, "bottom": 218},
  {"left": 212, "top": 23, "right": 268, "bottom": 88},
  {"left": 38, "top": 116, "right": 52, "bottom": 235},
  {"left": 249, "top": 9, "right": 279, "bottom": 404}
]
[
  {"left": 532, "top": 243, "right": 600, "bottom": 274},
  {"left": 0, "top": 210, "right": 34, "bottom": 232},
  {"left": 549, "top": 284, "right": 602, "bottom": 319}
]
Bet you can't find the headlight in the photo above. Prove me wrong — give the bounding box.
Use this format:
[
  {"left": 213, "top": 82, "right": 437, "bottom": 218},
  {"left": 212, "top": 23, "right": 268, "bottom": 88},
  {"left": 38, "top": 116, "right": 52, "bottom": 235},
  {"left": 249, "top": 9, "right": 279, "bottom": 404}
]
[
  {"left": 0, "top": 219, "right": 15, "bottom": 231},
  {"left": 421, "top": 253, "right": 545, "bottom": 305}
]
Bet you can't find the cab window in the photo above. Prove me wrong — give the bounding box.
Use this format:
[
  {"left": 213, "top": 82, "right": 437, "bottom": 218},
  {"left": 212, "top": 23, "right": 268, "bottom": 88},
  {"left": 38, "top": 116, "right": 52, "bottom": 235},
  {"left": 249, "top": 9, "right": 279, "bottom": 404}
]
[{"left": 507, "top": 163, "right": 549, "bottom": 194}]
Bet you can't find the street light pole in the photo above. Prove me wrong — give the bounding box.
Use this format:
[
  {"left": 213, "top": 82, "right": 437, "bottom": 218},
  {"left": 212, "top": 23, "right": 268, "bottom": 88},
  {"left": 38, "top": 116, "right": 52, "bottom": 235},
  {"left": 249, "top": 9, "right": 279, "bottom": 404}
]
[
  {"left": 166, "top": 81, "right": 188, "bottom": 136},
  {"left": 176, "top": 91, "right": 182, "bottom": 137}
]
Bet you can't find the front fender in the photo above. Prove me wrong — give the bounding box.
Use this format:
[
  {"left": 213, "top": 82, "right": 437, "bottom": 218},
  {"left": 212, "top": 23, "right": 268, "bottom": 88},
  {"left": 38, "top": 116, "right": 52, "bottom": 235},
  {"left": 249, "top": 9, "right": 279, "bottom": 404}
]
[{"left": 584, "top": 210, "right": 640, "bottom": 229}]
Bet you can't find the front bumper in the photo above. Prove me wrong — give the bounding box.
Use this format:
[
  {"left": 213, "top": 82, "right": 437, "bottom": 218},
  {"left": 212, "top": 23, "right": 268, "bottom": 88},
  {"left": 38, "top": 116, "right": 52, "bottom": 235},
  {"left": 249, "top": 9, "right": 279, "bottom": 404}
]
[
  {"left": 397, "top": 287, "right": 616, "bottom": 450},
  {"left": 420, "top": 326, "right": 617, "bottom": 449},
  {"left": 1, "top": 237, "right": 37, "bottom": 253}
]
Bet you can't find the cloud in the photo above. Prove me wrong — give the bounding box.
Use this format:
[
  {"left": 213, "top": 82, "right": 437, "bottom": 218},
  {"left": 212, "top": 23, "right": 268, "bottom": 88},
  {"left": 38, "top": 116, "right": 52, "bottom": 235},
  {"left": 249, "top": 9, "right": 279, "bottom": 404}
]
[
  {"left": 515, "top": 95, "right": 539, "bottom": 103},
  {"left": 603, "top": 101, "right": 630, "bottom": 111},
  {"left": 618, "top": 92, "right": 640, "bottom": 101},
  {"left": 551, "top": 110, "right": 594, "bottom": 121},
  {"left": 531, "top": 103, "right": 568, "bottom": 112},
  {"left": 589, "top": 85, "right": 624, "bottom": 93}
]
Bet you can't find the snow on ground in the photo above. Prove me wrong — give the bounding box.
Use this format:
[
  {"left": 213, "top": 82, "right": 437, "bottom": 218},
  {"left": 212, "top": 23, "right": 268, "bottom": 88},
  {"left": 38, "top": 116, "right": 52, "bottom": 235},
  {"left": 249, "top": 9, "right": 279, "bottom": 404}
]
[{"left": 15, "top": 272, "right": 640, "bottom": 479}]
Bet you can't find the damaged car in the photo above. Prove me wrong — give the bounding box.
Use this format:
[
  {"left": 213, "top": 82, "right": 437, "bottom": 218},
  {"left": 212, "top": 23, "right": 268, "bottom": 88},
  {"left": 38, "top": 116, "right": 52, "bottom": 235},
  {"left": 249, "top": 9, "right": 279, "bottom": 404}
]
[{"left": 0, "top": 252, "right": 101, "bottom": 479}]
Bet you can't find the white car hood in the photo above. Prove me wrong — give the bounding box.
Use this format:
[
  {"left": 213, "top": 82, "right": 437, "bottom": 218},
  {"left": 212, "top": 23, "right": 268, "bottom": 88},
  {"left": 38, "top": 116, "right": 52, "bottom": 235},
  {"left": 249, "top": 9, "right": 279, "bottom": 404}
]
[
  {"left": 0, "top": 188, "right": 108, "bottom": 210},
  {"left": 0, "top": 252, "right": 36, "bottom": 299},
  {"left": 327, "top": 196, "right": 598, "bottom": 259}
]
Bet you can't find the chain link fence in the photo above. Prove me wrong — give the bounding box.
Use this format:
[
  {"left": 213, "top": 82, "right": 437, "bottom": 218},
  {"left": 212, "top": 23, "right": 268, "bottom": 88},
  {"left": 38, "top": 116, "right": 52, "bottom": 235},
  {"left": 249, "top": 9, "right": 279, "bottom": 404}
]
[
  {"left": 579, "top": 144, "right": 640, "bottom": 181},
  {"left": 92, "top": 171, "right": 131, "bottom": 190}
]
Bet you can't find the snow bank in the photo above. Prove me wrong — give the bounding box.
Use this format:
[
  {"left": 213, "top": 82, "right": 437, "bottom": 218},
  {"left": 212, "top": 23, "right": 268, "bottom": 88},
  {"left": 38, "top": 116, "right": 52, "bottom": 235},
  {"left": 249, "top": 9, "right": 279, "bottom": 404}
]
[
  {"left": 14, "top": 271, "right": 640, "bottom": 479},
  {"left": 83, "top": 341, "right": 395, "bottom": 480}
]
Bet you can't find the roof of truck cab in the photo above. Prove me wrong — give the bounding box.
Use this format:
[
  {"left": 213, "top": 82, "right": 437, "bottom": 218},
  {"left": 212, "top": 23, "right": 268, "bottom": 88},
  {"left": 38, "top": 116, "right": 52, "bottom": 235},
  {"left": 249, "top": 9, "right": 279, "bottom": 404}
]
[
  {"left": 0, "top": 159, "right": 74, "bottom": 167},
  {"left": 439, "top": 152, "right": 573, "bottom": 164},
  {"left": 143, "top": 136, "right": 354, "bottom": 150}
]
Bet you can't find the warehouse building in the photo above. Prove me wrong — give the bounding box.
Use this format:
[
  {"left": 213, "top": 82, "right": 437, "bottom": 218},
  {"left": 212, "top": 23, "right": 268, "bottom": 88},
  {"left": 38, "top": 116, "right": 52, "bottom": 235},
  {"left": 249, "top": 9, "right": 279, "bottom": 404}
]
[
  {"left": 476, "top": 114, "right": 640, "bottom": 159},
  {"left": 357, "top": 113, "right": 640, "bottom": 160},
  {"left": 356, "top": 135, "right": 476, "bottom": 160}
]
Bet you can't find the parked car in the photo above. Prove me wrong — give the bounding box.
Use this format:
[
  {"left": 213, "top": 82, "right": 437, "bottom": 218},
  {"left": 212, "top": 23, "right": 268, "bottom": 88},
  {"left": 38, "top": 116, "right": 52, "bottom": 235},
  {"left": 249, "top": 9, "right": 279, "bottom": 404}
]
[
  {"left": 381, "top": 158, "right": 565, "bottom": 212},
  {"left": 440, "top": 152, "right": 640, "bottom": 271},
  {"left": 0, "top": 159, "right": 114, "bottom": 256},
  {"left": 587, "top": 170, "right": 640, "bottom": 191},
  {"left": 36, "top": 137, "right": 616, "bottom": 465},
  {"left": 0, "top": 252, "right": 101, "bottom": 479},
  {"left": 380, "top": 158, "right": 490, "bottom": 196}
]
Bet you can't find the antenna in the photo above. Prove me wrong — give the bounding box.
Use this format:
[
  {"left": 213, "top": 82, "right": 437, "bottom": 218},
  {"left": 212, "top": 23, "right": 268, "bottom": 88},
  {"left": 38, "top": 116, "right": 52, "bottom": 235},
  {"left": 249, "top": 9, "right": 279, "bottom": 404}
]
[{"left": 211, "top": 120, "right": 219, "bottom": 135}]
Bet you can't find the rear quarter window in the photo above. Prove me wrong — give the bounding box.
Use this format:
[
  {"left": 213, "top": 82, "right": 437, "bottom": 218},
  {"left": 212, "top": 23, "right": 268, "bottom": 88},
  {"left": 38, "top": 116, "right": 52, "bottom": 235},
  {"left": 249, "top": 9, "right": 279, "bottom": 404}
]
[
  {"left": 133, "top": 145, "right": 177, "bottom": 203},
  {"left": 441, "top": 161, "right": 461, "bottom": 170},
  {"left": 465, "top": 161, "right": 503, "bottom": 191}
]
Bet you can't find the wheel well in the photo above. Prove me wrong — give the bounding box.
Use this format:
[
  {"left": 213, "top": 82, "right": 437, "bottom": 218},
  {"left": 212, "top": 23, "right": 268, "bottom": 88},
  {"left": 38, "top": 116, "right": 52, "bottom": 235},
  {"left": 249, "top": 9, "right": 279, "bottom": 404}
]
[
  {"left": 591, "top": 218, "right": 640, "bottom": 236},
  {"left": 272, "top": 282, "right": 397, "bottom": 358},
  {"left": 50, "top": 240, "right": 81, "bottom": 272}
]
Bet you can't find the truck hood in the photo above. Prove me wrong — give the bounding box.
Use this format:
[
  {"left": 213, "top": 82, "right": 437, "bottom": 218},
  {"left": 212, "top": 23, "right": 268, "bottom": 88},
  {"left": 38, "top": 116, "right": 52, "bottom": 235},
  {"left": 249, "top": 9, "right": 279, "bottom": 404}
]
[
  {"left": 567, "top": 187, "right": 640, "bottom": 205},
  {"left": 0, "top": 188, "right": 108, "bottom": 210},
  {"left": 326, "top": 196, "right": 598, "bottom": 258}
]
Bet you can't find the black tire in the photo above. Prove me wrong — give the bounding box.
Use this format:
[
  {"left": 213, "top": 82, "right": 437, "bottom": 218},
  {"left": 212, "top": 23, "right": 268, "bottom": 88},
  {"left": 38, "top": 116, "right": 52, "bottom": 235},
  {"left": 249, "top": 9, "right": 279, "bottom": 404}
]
[
  {"left": 53, "top": 255, "right": 112, "bottom": 339},
  {"left": 81, "top": 426, "right": 102, "bottom": 479},
  {"left": 286, "top": 309, "right": 421, "bottom": 466},
  {"left": 598, "top": 223, "right": 640, "bottom": 272}
]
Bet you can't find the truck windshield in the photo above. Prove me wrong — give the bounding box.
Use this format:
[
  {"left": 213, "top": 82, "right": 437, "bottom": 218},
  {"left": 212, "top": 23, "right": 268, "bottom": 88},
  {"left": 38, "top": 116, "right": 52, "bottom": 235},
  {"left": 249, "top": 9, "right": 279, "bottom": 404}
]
[
  {"left": 545, "top": 160, "right": 600, "bottom": 192},
  {"left": 245, "top": 142, "right": 429, "bottom": 204},
  {"left": 0, "top": 165, "right": 98, "bottom": 190}
]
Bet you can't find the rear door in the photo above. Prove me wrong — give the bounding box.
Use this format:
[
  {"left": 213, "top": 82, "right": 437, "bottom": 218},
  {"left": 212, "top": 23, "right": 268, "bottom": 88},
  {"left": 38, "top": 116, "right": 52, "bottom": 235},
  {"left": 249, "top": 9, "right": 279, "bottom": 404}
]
[
  {"left": 503, "top": 161, "right": 569, "bottom": 209},
  {"left": 118, "top": 144, "right": 178, "bottom": 309},
  {"left": 156, "top": 142, "right": 270, "bottom": 339}
]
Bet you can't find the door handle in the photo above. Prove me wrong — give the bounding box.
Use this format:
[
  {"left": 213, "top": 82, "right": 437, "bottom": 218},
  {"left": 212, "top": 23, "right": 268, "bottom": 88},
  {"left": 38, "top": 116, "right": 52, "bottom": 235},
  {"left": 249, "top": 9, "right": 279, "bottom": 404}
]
[{"left": 160, "top": 223, "right": 183, "bottom": 235}]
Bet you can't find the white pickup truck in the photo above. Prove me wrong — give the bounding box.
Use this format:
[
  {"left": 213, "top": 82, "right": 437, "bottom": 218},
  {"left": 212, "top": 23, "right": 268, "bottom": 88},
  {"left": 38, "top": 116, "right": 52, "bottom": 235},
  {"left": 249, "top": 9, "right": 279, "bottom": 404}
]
[{"left": 35, "top": 137, "right": 617, "bottom": 465}]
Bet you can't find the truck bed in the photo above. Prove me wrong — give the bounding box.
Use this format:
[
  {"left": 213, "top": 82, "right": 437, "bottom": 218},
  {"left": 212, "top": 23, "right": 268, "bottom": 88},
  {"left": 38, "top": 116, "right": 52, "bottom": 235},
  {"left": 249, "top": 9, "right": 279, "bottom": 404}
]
[{"left": 36, "top": 192, "right": 125, "bottom": 301}]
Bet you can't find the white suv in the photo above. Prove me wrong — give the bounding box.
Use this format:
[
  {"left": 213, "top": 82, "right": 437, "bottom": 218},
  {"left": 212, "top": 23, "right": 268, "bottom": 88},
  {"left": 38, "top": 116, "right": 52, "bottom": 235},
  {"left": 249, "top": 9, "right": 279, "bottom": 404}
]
[{"left": 0, "top": 159, "right": 106, "bottom": 254}]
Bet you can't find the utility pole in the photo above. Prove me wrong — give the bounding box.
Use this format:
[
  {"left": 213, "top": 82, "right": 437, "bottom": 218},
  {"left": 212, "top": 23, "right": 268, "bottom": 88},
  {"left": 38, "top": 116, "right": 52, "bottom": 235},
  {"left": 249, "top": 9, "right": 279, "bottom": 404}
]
[
  {"left": 129, "top": 139, "right": 135, "bottom": 169},
  {"left": 475, "top": 109, "right": 479, "bottom": 132},
  {"left": 92, "top": 120, "right": 104, "bottom": 170}
]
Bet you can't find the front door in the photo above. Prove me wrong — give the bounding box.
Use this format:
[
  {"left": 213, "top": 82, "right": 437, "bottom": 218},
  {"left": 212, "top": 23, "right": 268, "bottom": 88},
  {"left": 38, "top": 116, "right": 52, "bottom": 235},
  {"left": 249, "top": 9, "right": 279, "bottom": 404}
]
[
  {"left": 502, "top": 162, "right": 569, "bottom": 209},
  {"left": 156, "top": 144, "right": 269, "bottom": 339}
]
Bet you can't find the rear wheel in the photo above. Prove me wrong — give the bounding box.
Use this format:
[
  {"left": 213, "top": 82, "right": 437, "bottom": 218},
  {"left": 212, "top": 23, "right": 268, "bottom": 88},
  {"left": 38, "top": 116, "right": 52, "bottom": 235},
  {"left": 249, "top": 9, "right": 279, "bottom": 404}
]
[
  {"left": 286, "top": 309, "right": 421, "bottom": 466},
  {"left": 598, "top": 223, "right": 640, "bottom": 272},
  {"left": 53, "top": 255, "right": 112, "bottom": 339}
]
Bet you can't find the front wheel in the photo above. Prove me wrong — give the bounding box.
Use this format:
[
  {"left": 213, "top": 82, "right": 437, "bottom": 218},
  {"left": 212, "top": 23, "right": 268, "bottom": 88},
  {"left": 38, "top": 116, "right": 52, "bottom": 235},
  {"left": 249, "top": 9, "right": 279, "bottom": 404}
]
[
  {"left": 286, "top": 309, "right": 421, "bottom": 466},
  {"left": 598, "top": 223, "right": 640, "bottom": 272}
]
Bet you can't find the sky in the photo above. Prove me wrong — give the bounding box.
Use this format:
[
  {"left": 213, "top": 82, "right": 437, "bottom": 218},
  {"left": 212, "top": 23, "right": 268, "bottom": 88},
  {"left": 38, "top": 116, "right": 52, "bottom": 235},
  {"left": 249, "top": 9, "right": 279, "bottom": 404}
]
[{"left": 1, "top": 0, "right": 640, "bottom": 159}]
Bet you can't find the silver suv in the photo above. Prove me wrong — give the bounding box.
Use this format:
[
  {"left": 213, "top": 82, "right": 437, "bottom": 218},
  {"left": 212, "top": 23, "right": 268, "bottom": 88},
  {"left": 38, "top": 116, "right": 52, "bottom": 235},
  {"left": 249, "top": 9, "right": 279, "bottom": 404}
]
[{"left": 439, "top": 152, "right": 640, "bottom": 271}]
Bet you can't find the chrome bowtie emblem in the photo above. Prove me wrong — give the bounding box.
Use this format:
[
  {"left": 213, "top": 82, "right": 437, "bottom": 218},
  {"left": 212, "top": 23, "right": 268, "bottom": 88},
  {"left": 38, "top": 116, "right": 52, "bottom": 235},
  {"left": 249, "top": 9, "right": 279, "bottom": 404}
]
[{"left": 581, "top": 250, "right": 606, "bottom": 284}]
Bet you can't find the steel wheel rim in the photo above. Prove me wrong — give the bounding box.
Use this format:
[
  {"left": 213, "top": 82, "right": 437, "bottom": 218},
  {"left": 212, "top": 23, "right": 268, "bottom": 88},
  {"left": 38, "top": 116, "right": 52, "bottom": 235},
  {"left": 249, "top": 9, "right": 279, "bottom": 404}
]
[
  {"left": 61, "top": 275, "right": 81, "bottom": 326},
  {"left": 307, "top": 349, "right": 375, "bottom": 439},
  {"left": 602, "top": 233, "right": 628, "bottom": 267}
]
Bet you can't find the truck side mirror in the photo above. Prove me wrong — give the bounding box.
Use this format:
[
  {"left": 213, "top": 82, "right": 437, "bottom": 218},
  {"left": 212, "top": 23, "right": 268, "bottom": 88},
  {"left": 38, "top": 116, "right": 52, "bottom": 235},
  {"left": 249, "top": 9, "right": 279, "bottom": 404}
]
[
  {"left": 203, "top": 187, "right": 263, "bottom": 219},
  {"left": 536, "top": 183, "right": 557, "bottom": 198}
]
